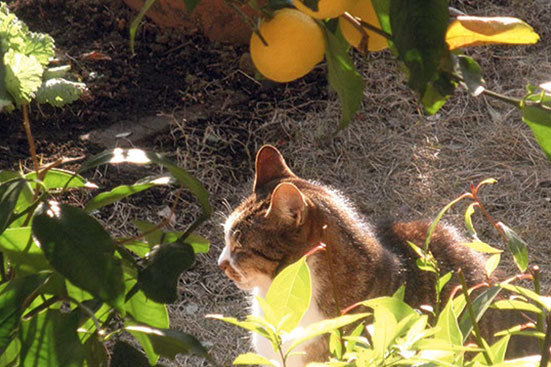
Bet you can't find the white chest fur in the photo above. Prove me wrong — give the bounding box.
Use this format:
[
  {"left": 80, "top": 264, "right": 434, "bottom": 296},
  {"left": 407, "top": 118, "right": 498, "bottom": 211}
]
[{"left": 250, "top": 258, "right": 325, "bottom": 367}]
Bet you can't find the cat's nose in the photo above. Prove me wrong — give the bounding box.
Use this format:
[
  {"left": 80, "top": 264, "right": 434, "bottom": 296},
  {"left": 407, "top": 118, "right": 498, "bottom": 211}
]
[{"left": 219, "top": 260, "right": 230, "bottom": 271}]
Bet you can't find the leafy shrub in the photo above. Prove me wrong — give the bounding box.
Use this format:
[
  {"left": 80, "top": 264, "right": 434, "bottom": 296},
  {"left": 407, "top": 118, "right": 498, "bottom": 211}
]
[
  {"left": 212, "top": 179, "right": 550, "bottom": 367},
  {"left": 0, "top": 146, "right": 220, "bottom": 366}
]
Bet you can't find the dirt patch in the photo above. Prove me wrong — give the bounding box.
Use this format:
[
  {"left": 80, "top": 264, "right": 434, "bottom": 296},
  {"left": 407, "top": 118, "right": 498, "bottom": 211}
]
[{"left": 1, "top": 0, "right": 551, "bottom": 366}]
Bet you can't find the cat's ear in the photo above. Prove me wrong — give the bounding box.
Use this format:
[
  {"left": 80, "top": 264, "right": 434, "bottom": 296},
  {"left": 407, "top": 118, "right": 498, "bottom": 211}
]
[
  {"left": 265, "top": 182, "right": 306, "bottom": 225},
  {"left": 253, "top": 145, "right": 295, "bottom": 192}
]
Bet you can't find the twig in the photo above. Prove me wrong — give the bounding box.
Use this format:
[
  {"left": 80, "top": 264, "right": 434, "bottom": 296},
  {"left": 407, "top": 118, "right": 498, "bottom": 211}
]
[
  {"left": 458, "top": 269, "right": 493, "bottom": 365},
  {"left": 0, "top": 253, "right": 6, "bottom": 283},
  {"left": 22, "top": 104, "right": 39, "bottom": 178},
  {"left": 540, "top": 311, "right": 551, "bottom": 367},
  {"left": 470, "top": 183, "right": 508, "bottom": 246},
  {"left": 341, "top": 12, "right": 371, "bottom": 54}
]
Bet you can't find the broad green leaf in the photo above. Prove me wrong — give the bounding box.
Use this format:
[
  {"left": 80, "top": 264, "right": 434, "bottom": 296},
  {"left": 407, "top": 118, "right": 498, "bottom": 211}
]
[
  {"left": 19, "top": 309, "right": 84, "bottom": 367},
  {"left": 421, "top": 72, "right": 455, "bottom": 115},
  {"left": 492, "top": 299, "right": 542, "bottom": 314},
  {"left": 498, "top": 222, "right": 528, "bottom": 272},
  {"left": 42, "top": 65, "right": 71, "bottom": 80},
  {"left": 436, "top": 271, "right": 453, "bottom": 295},
  {"left": 77, "top": 302, "right": 111, "bottom": 343},
  {"left": 4, "top": 49, "right": 43, "bottom": 106},
  {"left": 34, "top": 78, "right": 87, "bottom": 107},
  {"left": 79, "top": 149, "right": 211, "bottom": 218},
  {"left": 20, "top": 31, "right": 54, "bottom": 66},
  {"left": 435, "top": 295, "right": 463, "bottom": 347},
  {"left": 522, "top": 90, "right": 551, "bottom": 159},
  {"left": 125, "top": 325, "right": 211, "bottom": 361},
  {"left": 459, "top": 286, "right": 501, "bottom": 341},
  {"left": 110, "top": 340, "right": 149, "bottom": 367},
  {"left": 390, "top": 0, "right": 448, "bottom": 97},
  {"left": 126, "top": 281, "right": 169, "bottom": 366},
  {"left": 454, "top": 54, "right": 485, "bottom": 97},
  {"left": 322, "top": 26, "right": 364, "bottom": 129},
  {"left": 85, "top": 175, "right": 173, "bottom": 212},
  {"left": 124, "top": 240, "right": 151, "bottom": 258},
  {"left": 464, "top": 202, "right": 477, "bottom": 237},
  {"left": 207, "top": 314, "right": 275, "bottom": 341},
  {"left": 132, "top": 221, "right": 210, "bottom": 254},
  {"left": 0, "top": 272, "right": 50, "bottom": 354},
  {"left": 446, "top": 16, "right": 540, "bottom": 50},
  {"left": 0, "top": 47, "right": 14, "bottom": 112},
  {"left": 133, "top": 219, "right": 163, "bottom": 246},
  {"left": 0, "top": 227, "right": 50, "bottom": 274},
  {"left": 372, "top": 0, "right": 393, "bottom": 48},
  {"left": 0, "top": 178, "right": 28, "bottom": 235},
  {"left": 138, "top": 241, "right": 195, "bottom": 304},
  {"left": 424, "top": 193, "right": 468, "bottom": 251},
  {"left": 32, "top": 201, "right": 125, "bottom": 313},
  {"left": 233, "top": 352, "right": 277, "bottom": 366},
  {"left": 265, "top": 256, "right": 311, "bottom": 332},
  {"left": 472, "top": 334, "right": 510, "bottom": 365},
  {"left": 462, "top": 240, "right": 502, "bottom": 254},
  {"left": 25, "top": 168, "right": 93, "bottom": 190},
  {"left": 0, "top": 338, "right": 19, "bottom": 367},
  {"left": 485, "top": 253, "right": 501, "bottom": 278},
  {"left": 500, "top": 284, "right": 551, "bottom": 311},
  {"left": 286, "top": 313, "right": 370, "bottom": 355}
]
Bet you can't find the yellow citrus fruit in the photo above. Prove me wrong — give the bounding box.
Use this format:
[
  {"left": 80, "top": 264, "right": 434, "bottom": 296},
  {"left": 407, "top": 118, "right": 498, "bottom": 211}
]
[
  {"left": 250, "top": 8, "right": 325, "bottom": 83},
  {"left": 292, "top": 0, "right": 359, "bottom": 19},
  {"left": 338, "top": 0, "right": 388, "bottom": 52}
]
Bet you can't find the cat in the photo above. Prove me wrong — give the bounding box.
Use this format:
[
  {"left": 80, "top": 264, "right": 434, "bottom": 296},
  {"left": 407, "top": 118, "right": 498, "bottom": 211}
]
[{"left": 218, "top": 144, "right": 536, "bottom": 366}]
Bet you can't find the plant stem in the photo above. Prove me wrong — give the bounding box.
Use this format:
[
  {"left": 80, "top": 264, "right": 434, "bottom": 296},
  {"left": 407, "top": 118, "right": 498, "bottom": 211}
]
[
  {"left": 531, "top": 265, "right": 546, "bottom": 351},
  {"left": 458, "top": 270, "right": 493, "bottom": 365},
  {"left": 341, "top": 12, "right": 371, "bottom": 54},
  {"left": 0, "top": 253, "right": 6, "bottom": 283},
  {"left": 540, "top": 311, "right": 551, "bottom": 367},
  {"left": 23, "top": 295, "right": 60, "bottom": 319},
  {"left": 471, "top": 184, "right": 508, "bottom": 245},
  {"left": 22, "top": 104, "right": 39, "bottom": 178}
]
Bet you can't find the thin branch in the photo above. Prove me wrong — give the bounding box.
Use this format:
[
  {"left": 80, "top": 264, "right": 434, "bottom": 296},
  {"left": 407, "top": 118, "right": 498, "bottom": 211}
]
[
  {"left": 22, "top": 104, "right": 39, "bottom": 178},
  {"left": 341, "top": 12, "right": 371, "bottom": 54},
  {"left": 539, "top": 311, "right": 551, "bottom": 367}
]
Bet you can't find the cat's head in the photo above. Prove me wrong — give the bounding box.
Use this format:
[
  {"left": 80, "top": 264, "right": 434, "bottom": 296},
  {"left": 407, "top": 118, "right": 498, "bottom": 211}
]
[{"left": 218, "top": 145, "right": 322, "bottom": 292}]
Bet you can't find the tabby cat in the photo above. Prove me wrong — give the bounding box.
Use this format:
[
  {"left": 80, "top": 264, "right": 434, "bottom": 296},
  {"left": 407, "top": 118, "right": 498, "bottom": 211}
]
[{"left": 218, "top": 145, "right": 535, "bottom": 366}]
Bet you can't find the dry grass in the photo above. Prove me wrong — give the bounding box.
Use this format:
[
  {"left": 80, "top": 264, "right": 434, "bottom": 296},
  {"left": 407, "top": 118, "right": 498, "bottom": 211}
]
[{"left": 84, "top": 1, "right": 551, "bottom": 366}]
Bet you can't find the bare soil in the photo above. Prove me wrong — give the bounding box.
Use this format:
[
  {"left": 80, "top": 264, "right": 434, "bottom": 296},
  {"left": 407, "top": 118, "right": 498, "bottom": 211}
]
[{"left": 1, "top": 0, "right": 550, "bottom": 366}]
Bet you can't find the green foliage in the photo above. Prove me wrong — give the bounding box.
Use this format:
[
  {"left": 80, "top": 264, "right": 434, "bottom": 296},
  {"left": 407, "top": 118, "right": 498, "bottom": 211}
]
[
  {"left": 0, "top": 148, "right": 216, "bottom": 366},
  {"left": 213, "top": 180, "right": 549, "bottom": 367},
  {"left": 0, "top": 2, "right": 85, "bottom": 111}
]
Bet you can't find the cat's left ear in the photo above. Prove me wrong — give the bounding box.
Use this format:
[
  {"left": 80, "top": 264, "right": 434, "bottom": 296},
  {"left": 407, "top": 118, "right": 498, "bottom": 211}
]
[
  {"left": 265, "top": 182, "right": 307, "bottom": 226},
  {"left": 253, "top": 145, "right": 296, "bottom": 192}
]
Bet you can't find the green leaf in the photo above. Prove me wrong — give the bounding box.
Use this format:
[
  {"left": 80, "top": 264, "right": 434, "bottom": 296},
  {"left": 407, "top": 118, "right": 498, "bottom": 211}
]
[
  {"left": 459, "top": 286, "right": 501, "bottom": 341},
  {"left": 126, "top": 283, "right": 169, "bottom": 366},
  {"left": 435, "top": 295, "right": 463, "bottom": 347},
  {"left": 522, "top": 89, "right": 551, "bottom": 159},
  {"left": 125, "top": 325, "right": 211, "bottom": 361},
  {"left": 0, "top": 49, "right": 14, "bottom": 112},
  {"left": 233, "top": 352, "right": 277, "bottom": 366},
  {"left": 436, "top": 271, "right": 453, "bottom": 295},
  {"left": 79, "top": 149, "right": 211, "bottom": 218},
  {"left": 42, "top": 65, "right": 71, "bottom": 80},
  {"left": 390, "top": 0, "right": 449, "bottom": 98},
  {"left": 133, "top": 219, "right": 163, "bottom": 246},
  {"left": 485, "top": 253, "right": 501, "bottom": 278},
  {"left": 31, "top": 201, "right": 125, "bottom": 313},
  {"left": 464, "top": 202, "right": 477, "bottom": 237},
  {"left": 110, "top": 340, "right": 149, "bottom": 367},
  {"left": 34, "top": 78, "right": 87, "bottom": 107},
  {"left": 206, "top": 314, "right": 274, "bottom": 341},
  {"left": 129, "top": 0, "right": 158, "bottom": 55},
  {"left": 454, "top": 54, "right": 485, "bottom": 96},
  {"left": 132, "top": 220, "right": 210, "bottom": 254},
  {"left": 85, "top": 175, "right": 173, "bottom": 212},
  {"left": 21, "top": 31, "right": 55, "bottom": 66},
  {"left": 0, "top": 272, "right": 50, "bottom": 354},
  {"left": 19, "top": 309, "right": 85, "bottom": 367},
  {"left": 4, "top": 49, "right": 43, "bottom": 106},
  {"left": 124, "top": 240, "right": 151, "bottom": 258},
  {"left": 0, "top": 227, "right": 50, "bottom": 274},
  {"left": 265, "top": 256, "right": 311, "bottom": 332},
  {"left": 372, "top": 0, "right": 393, "bottom": 46},
  {"left": 286, "top": 313, "right": 370, "bottom": 355},
  {"left": 462, "top": 240, "right": 502, "bottom": 254},
  {"left": 421, "top": 74, "right": 455, "bottom": 115},
  {"left": 498, "top": 222, "right": 528, "bottom": 272},
  {"left": 499, "top": 284, "right": 551, "bottom": 311},
  {"left": 138, "top": 241, "right": 195, "bottom": 304},
  {"left": 0, "top": 178, "right": 27, "bottom": 235},
  {"left": 492, "top": 299, "right": 542, "bottom": 314},
  {"left": 0, "top": 338, "right": 20, "bottom": 367},
  {"left": 25, "top": 168, "right": 93, "bottom": 190},
  {"left": 322, "top": 26, "right": 364, "bottom": 129}
]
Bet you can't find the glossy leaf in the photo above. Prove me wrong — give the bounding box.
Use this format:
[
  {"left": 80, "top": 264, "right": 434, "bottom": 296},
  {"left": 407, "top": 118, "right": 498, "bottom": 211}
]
[
  {"left": 0, "top": 227, "right": 51, "bottom": 274},
  {"left": 485, "top": 253, "right": 501, "bottom": 278},
  {"left": 85, "top": 175, "right": 172, "bottom": 212},
  {"left": 79, "top": 149, "right": 211, "bottom": 218},
  {"left": 125, "top": 325, "right": 210, "bottom": 361},
  {"left": 19, "top": 309, "right": 84, "bottom": 367},
  {"left": 0, "top": 178, "right": 27, "bottom": 235},
  {"left": 265, "top": 256, "right": 311, "bottom": 332},
  {"left": 286, "top": 313, "right": 370, "bottom": 355},
  {"left": 110, "top": 340, "right": 149, "bottom": 367},
  {"left": 522, "top": 90, "right": 551, "bottom": 159},
  {"left": 446, "top": 16, "right": 540, "bottom": 50},
  {"left": 492, "top": 299, "right": 542, "bottom": 314},
  {"left": 435, "top": 294, "right": 463, "bottom": 347},
  {"left": 25, "top": 168, "right": 93, "bottom": 190},
  {"left": 138, "top": 241, "right": 195, "bottom": 304},
  {"left": 32, "top": 201, "right": 125, "bottom": 313},
  {"left": 132, "top": 220, "right": 209, "bottom": 253},
  {"left": 500, "top": 284, "right": 551, "bottom": 311},
  {"left": 0, "top": 338, "right": 20, "bottom": 366},
  {"left": 323, "top": 26, "right": 364, "bottom": 129},
  {"left": 233, "top": 352, "right": 277, "bottom": 366},
  {"left": 0, "top": 272, "right": 50, "bottom": 354},
  {"left": 498, "top": 222, "right": 528, "bottom": 272},
  {"left": 3, "top": 49, "right": 43, "bottom": 106},
  {"left": 462, "top": 240, "right": 502, "bottom": 254},
  {"left": 390, "top": 0, "right": 449, "bottom": 97},
  {"left": 459, "top": 286, "right": 501, "bottom": 341}
]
